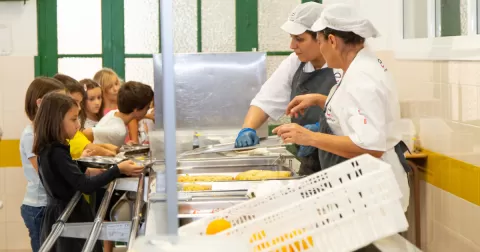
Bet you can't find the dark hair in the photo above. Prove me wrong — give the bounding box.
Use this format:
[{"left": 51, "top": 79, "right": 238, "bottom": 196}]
[
  {"left": 79, "top": 79, "right": 104, "bottom": 129},
  {"left": 117, "top": 81, "right": 154, "bottom": 114},
  {"left": 319, "top": 27, "right": 365, "bottom": 45},
  {"left": 305, "top": 30, "right": 317, "bottom": 39},
  {"left": 25, "top": 77, "right": 65, "bottom": 121},
  {"left": 53, "top": 73, "right": 85, "bottom": 96},
  {"left": 32, "top": 92, "right": 78, "bottom": 155}
]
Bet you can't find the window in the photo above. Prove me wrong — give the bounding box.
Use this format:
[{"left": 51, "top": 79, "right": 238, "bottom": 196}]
[
  {"left": 36, "top": 0, "right": 295, "bottom": 81},
  {"left": 395, "top": 0, "right": 480, "bottom": 60}
]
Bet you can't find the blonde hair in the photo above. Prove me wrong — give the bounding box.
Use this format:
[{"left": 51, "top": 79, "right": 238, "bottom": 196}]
[{"left": 93, "top": 68, "right": 120, "bottom": 95}]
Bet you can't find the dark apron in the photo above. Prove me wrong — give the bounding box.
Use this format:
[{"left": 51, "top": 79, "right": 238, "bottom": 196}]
[
  {"left": 317, "top": 85, "right": 412, "bottom": 172},
  {"left": 290, "top": 62, "right": 337, "bottom": 175}
]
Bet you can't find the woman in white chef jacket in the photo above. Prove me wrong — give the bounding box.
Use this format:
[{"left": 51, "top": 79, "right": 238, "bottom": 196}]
[
  {"left": 273, "top": 3, "right": 411, "bottom": 211},
  {"left": 235, "top": 2, "right": 342, "bottom": 175}
]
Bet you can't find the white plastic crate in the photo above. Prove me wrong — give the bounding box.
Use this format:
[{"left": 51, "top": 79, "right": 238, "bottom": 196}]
[{"left": 179, "top": 154, "right": 409, "bottom": 252}]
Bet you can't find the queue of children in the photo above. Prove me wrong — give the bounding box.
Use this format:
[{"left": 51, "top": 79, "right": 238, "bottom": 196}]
[{"left": 19, "top": 68, "right": 155, "bottom": 252}]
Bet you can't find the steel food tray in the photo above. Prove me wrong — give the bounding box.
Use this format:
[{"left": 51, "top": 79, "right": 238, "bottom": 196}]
[
  {"left": 178, "top": 136, "right": 289, "bottom": 157},
  {"left": 119, "top": 144, "right": 150, "bottom": 156},
  {"left": 76, "top": 156, "right": 127, "bottom": 168}
]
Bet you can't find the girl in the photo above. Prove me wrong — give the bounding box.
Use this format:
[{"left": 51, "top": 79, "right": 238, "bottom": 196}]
[
  {"left": 79, "top": 78, "right": 103, "bottom": 129},
  {"left": 20, "top": 77, "right": 64, "bottom": 252},
  {"left": 138, "top": 100, "right": 155, "bottom": 144},
  {"left": 33, "top": 92, "right": 143, "bottom": 252},
  {"left": 93, "top": 68, "right": 139, "bottom": 144}
]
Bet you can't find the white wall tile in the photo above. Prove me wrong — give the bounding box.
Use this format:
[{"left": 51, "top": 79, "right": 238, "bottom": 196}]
[
  {"left": 258, "top": 0, "right": 298, "bottom": 52},
  {"left": 0, "top": 194, "right": 5, "bottom": 224},
  {"left": 6, "top": 222, "right": 30, "bottom": 250},
  {"left": 201, "top": 0, "right": 235, "bottom": 52},
  {"left": 0, "top": 223, "right": 5, "bottom": 250},
  {"left": 0, "top": 1, "right": 37, "bottom": 56},
  {"left": 0, "top": 57, "right": 33, "bottom": 139}
]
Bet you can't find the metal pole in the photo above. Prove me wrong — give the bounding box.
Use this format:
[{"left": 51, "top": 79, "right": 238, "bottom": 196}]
[
  {"left": 159, "top": 0, "right": 178, "bottom": 235},
  {"left": 81, "top": 181, "right": 117, "bottom": 252},
  {"left": 127, "top": 171, "right": 146, "bottom": 249},
  {"left": 39, "top": 191, "right": 83, "bottom": 252}
]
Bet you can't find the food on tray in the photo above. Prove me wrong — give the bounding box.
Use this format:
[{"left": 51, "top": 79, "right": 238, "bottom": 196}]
[
  {"left": 182, "top": 184, "right": 212, "bottom": 191},
  {"left": 235, "top": 170, "right": 292, "bottom": 181},
  {"left": 250, "top": 229, "right": 314, "bottom": 252},
  {"left": 178, "top": 174, "right": 234, "bottom": 182},
  {"left": 206, "top": 218, "right": 232, "bottom": 235}
]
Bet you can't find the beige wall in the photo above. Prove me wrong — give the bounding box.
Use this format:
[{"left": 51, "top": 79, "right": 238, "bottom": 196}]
[{"left": 377, "top": 50, "right": 480, "bottom": 252}]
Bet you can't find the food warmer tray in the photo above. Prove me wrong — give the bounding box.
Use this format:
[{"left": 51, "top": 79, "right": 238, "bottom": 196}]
[
  {"left": 119, "top": 144, "right": 150, "bottom": 156},
  {"left": 178, "top": 136, "right": 289, "bottom": 157},
  {"left": 76, "top": 156, "right": 127, "bottom": 168}
]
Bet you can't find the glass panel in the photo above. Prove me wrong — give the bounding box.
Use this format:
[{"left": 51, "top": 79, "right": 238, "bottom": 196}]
[
  {"left": 174, "top": 0, "right": 197, "bottom": 53},
  {"left": 125, "top": 58, "right": 154, "bottom": 88},
  {"left": 258, "top": 0, "right": 298, "bottom": 51},
  {"left": 201, "top": 0, "right": 235, "bottom": 52},
  {"left": 437, "top": 0, "right": 467, "bottom": 37},
  {"left": 58, "top": 58, "right": 102, "bottom": 81},
  {"left": 124, "top": 0, "right": 159, "bottom": 54},
  {"left": 403, "top": 0, "right": 428, "bottom": 38},
  {"left": 57, "top": 0, "right": 102, "bottom": 54}
]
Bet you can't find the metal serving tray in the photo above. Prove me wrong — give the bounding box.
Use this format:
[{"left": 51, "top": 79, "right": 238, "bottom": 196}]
[
  {"left": 179, "top": 136, "right": 289, "bottom": 157},
  {"left": 178, "top": 199, "right": 248, "bottom": 226},
  {"left": 119, "top": 145, "right": 150, "bottom": 156},
  {"left": 76, "top": 156, "right": 127, "bottom": 168}
]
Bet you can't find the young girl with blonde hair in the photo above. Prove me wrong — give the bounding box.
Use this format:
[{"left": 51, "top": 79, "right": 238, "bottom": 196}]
[{"left": 93, "top": 68, "right": 139, "bottom": 144}]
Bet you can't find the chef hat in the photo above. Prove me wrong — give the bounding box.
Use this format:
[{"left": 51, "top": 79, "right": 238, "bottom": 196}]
[
  {"left": 281, "top": 2, "right": 325, "bottom": 35},
  {"left": 311, "top": 3, "right": 380, "bottom": 39}
]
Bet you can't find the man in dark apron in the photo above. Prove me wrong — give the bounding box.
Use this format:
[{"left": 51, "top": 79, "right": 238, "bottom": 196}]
[
  {"left": 235, "top": 2, "right": 340, "bottom": 175},
  {"left": 290, "top": 64, "right": 337, "bottom": 175}
]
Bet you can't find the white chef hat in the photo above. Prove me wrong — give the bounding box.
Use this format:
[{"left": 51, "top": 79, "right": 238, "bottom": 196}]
[
  {"left": 281, "top": 2, "right": 325, "bottom": 35},
  {"left": 311, "top": 3, "right": 380, "bottom": 39}
]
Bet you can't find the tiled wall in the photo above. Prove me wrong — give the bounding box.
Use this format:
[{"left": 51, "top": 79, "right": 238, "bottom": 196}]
[{"left": 377, "top": 51, "right": 480, "bottom": 252}]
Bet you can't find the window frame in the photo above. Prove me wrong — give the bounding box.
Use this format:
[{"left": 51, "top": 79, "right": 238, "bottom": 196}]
[
  {"left": 395, "top": 0, "right": 480, "bottom": 61},
  {"left": 36, "top": 0, "right": 296, "bottom": 79}
]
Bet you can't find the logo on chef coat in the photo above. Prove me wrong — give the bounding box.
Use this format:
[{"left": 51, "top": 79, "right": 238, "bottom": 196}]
[
  {"left": 377, "top": 59, "right": 388, "bottom": 72},
  {"left": 334, "top": 72, "right": 342, "bottom": 83},
  {"left": 326, "top": 106, "right": 336, "bottom": 123}
]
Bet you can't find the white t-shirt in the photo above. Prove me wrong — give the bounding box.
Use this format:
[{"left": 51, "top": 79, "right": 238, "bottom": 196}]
[
  {"left": 324, "top": 48, "right": 410, "bottom": 211},
  {"left": 20, "top": 124, "right": 47, "bottom": 207},
  {"left": 251, "top": 53, "right": 342, "bottom": 120},
  {"left": 84, "top": 118, "right": 98, "bottom": 129},
  {"left": 93, "top": 110, "right": 127, "bottom": 147}
]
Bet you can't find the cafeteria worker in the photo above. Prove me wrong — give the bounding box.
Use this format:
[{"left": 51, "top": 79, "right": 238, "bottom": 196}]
[
  {"left": 273, "top": 3, "right": 411, "bottom": 211},
  {"left": 235, "top": 2, "right": 342, "bottom": 175}
]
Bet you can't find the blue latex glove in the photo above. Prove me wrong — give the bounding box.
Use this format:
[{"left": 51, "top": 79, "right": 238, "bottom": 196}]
[
  {"left": 235, "top": 128, "right": 260, "bottom": 148},
  {"left": 297, "top": 122, "right": 320, "bottom": 157}
]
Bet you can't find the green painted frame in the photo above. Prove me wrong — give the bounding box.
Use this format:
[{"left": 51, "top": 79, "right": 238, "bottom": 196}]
[{"left": 35, "top": 0, "right": 296, "bottom": 78}]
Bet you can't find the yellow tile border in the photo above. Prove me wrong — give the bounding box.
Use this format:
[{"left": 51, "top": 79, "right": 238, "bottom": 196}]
[
  {"left": 0, "top": 139, "right": 21, "bottom": 168},
  {"left": 421, "top": 149, "right": 480, "bottom": 206}
]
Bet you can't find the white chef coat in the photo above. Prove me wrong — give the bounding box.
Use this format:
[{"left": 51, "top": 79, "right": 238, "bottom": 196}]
[
  {"left": 251, "top": 53, "right": 342, "bottom": 120},
  {"left": 324, "top": 48, "right": 410, "bottom": 211}
]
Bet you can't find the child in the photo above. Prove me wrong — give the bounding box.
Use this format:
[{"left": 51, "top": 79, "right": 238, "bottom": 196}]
[
  {"left": 20, "top": 77, "right": 64, "bottom": 252},
  {"left": 79, "top": 79, "right": 103, "bottom": 129},
  {"left": 33, "top": 92, "right": 144, "bottom": 252},
  {"left": 138, "top": 100, "right": 155, "bottom": 144},
  {"left": 82, "top": 81, "right": 153, "bottom": 252},
  {"left": 84, "top": 81, "right": 154, "bottom": 147},
  {"left": 94, "top": 68, "right": 140, "bottom": 144},
  {"left": 53, "top": 74, "right": 117, "bottom": 158}
]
